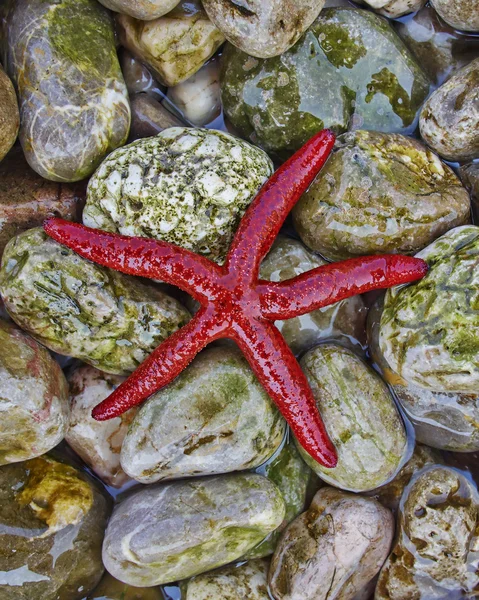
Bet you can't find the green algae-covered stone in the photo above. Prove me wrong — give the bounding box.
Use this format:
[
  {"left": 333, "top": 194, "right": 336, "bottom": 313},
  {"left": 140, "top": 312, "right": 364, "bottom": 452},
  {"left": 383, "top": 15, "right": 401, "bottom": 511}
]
[
  {"left": 245, "top": 437, "right": 314, "bottom": 559},
  {"left": 221, "top": 7, "right": 430, "bottom": 158},
  {"left": 0, "top": 455, "right": 110, "bottom": 600},
  {"left": 83, "top": 128, "right": 273, "bottom": 263},
  {"left": 120, "top": 346, "right": 286, "bottom": 483},
  {"left": 368, "top": 444, "right": 441, "bottom": 512},
  {"left": 376, "top": 466, "right": 479, "bottom": 599},
  {"left": 184, "top": 559, "right": 270, "bottom": 600},
  {"left": 0, "top": 228, "right": 190, "bottom": 375},
  {"left": 370, "top": 296, "right": 479, "bottom": 452},
  {"left": 380, "top": 226, "right": 479, "bottom": 395},
  {"left": 293, "top": 130, "right": 470, "bottom": 261},
  {"left": 297, "top": 343, "right": 408, "bottom": 492},
  {"left": 259, "top": 236, "right": 367, "bottom": 354},
  {"left": 0, "top": 65, "right": 18, "bottom": 163},
  {"left": 0, "top": 319, "right": 69, "bottom": 465},
  {"left": 1, "top": 0, "right": 130, "bottom": 182},
  {"left": 420, "top": 58, "right": 479, "bottom": 162},
  {"left": 87, "top": 573, "right": 163, "bottom": 599},
  {"left": 102, "top": 473, "right": 285, "bottom": 586},
  {"left": 269, "top": 487, "right": 394, "bottom": 600}
]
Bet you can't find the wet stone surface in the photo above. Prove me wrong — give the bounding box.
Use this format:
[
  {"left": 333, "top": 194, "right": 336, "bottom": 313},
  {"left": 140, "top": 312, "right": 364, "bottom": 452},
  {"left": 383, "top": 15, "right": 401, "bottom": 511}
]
[
  {"left": 102, "top": 473, "right": 285, "bottom": 586},
  {"left": 98, "top": 0, "right": 181, "bottom": 21},
  {"left": 297, "top": 343, "right": 408, "bottom": 492},
  {"left": 269, "top": 487, "right": 394, "bottom": 600},
  {"left": 86, "top": 572, "right": 163, "bottom": 599},
  {"left": 1, "top": 0, "right": 130, "bottom": 182},
  {"left": 0, "top": 65, "right": 19, "bottom": 163},
  {"left": 430, "top": 0, "right": 479, "bottom": 33},
  {"left": 120, "top": 346, "right": 286, "bottom": 483},
  {"left": 376, "top": 465, "right": 479, "bottom": 599},
  {"left": 0, "top": 319, "right": 69, "bottom": 465},
  {"left": 221, "top": 7, "right": 430, "bottom": 158},
  {"left": 0, "top": 228, "right": 190, "bottom": 375},
  {"left": 0, "top": 455, "right": 110, "bottom": 600},
  {"left": 293, "top": 130, "right": 470, "bottom": 261}
]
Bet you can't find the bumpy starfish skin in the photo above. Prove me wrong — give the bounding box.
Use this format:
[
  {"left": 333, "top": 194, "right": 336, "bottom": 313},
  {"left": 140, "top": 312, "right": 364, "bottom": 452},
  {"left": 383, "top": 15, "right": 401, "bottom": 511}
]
[{"left": 44, "top": 130, "right": 427, "bottom": 468}]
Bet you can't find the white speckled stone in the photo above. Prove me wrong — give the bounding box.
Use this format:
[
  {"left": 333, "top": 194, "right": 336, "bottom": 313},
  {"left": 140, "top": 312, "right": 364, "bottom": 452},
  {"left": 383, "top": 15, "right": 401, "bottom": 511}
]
[
  {"left": 185, "top": 560, "right": 270, "bottom": 599},
  {"left": 83, "top": 127, "right": 273, "bottom": 263},
  {"left": 430, "top": 0, "right": 479, "bottom": 32},
  {"left": 98, "top": 0, "right": 180, "bottom": 20},
  {"left": 66, "top": 365, "right": 135, "bottom": 488},
  {"left": 358, "top": 0, "right": 426, "bottom": 18}
]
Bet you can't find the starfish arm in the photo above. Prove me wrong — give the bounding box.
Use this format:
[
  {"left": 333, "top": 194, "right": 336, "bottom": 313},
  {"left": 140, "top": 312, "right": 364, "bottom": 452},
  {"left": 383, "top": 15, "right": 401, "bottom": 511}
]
[
  {"left": 225, "top": 130, "right": 336, "bottom": 283},
  {"left": 258, "top": 255, "right": 428, "bottom": 320},
  {"left": 231, "top": 316, "right": 337, "bottom": 468},
  {"left": 91, "top": 307, "right": 226, "bottom": 420},
  {"left": 44, "top": 218, "right": 222, "bottom": 301}
]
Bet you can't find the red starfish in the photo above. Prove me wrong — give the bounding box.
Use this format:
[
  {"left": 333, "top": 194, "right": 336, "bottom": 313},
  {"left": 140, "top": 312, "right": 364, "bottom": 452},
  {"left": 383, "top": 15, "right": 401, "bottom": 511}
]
[{"left": 44, "top": 130, "right": 427, "bottom": 468}]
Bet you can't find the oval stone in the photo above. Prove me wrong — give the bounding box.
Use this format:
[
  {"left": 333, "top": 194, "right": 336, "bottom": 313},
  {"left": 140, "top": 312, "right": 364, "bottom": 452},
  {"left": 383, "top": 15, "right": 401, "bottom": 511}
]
[
  {"left": 120, "top": 346, "right": 285, "bottom": 483},
  {"left": 269, "top": 487, "right": 394, "bottom": 600},
  {"left": 83, "top": 128, "right": 273, "bottom": 263},
  {"left": 66, "top": 365, "right": 134, "bottom": 488},
  {"left": 1, "top": 0, "right": 130, "bottom": 182},
  {"left": 376, "top": 466, "right": 479, "bottom": 599},
  {"left": 0, "top": 455, "right": 110, "bottom": 600},
  {"left": 184, "top": 559, "right": 270, "bottom": 600},
  {"left": 357, "top": 0, "right": 426, "bottom": 18},
  {"left": 296, "top": 343, "right": 408, "bottom": 492},
  {"left": 221, "top": 7, "right": 430, "bottom": 158},
  {"left": 430, "top": 0, "right": 479, "bottom": 32},
  {"left": 420, "top": 58, "right": 479, "bottom": 162},
  {"left": 245, "top": 437, "right": 315, "bottom": 559},
  {"left": 0, "top": 66, "right": 19, "bottom": 163},
  {"left": 0, "top": 228, "right": 190, "bottom": 375},
  {"left": 370, "top": 296, "right": 479, "bottom": 451},
  {"left": 117, "top": 1, "right": 225, "bottom": 87},
  {"left": 293, "top": 130, "right": 470, "bottom": 261},
  {"left": 259, "top": 236, "right": 367, "bottom": 354},
  {"left": 102, "top": 473, "right": 285, "bottom": 586},
  {"left": 202, "top": 0, "right": 325, "bottom": 58},
  {"left": 380, "top": 226, "right": 479, "bottom": 394},
  {"left": 0, "top": 319, "right": 69, "bottom": 465}
]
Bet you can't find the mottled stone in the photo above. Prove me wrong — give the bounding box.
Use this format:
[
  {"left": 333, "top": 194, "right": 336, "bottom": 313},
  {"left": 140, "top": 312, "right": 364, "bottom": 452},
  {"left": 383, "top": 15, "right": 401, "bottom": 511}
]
[
  {"left": 297, "top": 344, "right": 408, "bottom": 492},
  {"left": 0, "top": 65, "right": 18, "bottom": 163},
  {"left": 259, "top": 236, "right": 367, "bottom": 354},
  {"left": 117, "top": 1, "right": 225, "bottom": 87},
  {"left": 0, "top": 228, "right": 190, "bottom": 375},
  {"left": 430, "top": 0, "right": 479, "bottom": 32},
  {"left": 66, "top": 365, "right": 134, "bottom": 488},
  {"left": 420, "top": 58, "right": 479, "bottom": 162},
  {"left": 293, "top": 130, "right": 470, "bottom": 261},
  {"left": 0, "top": 146, "right": 84, "bottom": 257},
  {"left": 98, "top": 0, "right": 180, "bottom": 20},
  {"left": 87, "top": 573, "right": 163, "bottom": 599},
  {"left": 1, "top": 0, "right": 130, "bottom": 182},
  {"left": 376, "top": 466, "right": 479, "bottom": 599},
  {"left": 380, "top": 226, "right": 479, "bottom": 394},
  {"left": 269, "top": 487, "right": 394, "bottom": 600},
  {"left": 0, "top": 455, "right": 110, "bottom": 600},
  {"left": 221, "top": 7, "right": 430, "bottom": 158},
  {"left": 358, "top": 0, "right": 426, "bottom": 18},
  {"left": 396, "top": 5, "right": 479, "bottom": 85},
  {"left": 185, "top": 560, "right": 270, "bottom": 600},
  {"left": 370, "top": 296, "right": 479, "bottom": 451},
  {"left": 83, "top": 128, "right": 273, "bottom": 263},
  {"left": 368, "top": 444, "right": 441, "bottom": 512},
  {"left": 461, "top": 162, "right": 479, "bottom": 222},
  {"left": 102, "top": 473, "right": 285, "bottom": 586},
  {"left": 121, "top": 346, "right": 285, "bottom": 482},
  {"left": 246, "top": 437, "right": 314, "bottom": 559},
  {"left": 129, "top": 93, "right": 185, "bottom": 140},
  {"left": 202, "top": 0, "right": 325, "bottom": 58},
  {"left": 167, "top": 57, "right": 221, "bottom": 126},
  {"left": 0, "top": 319, "right": 69, "bottom": 465}
]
